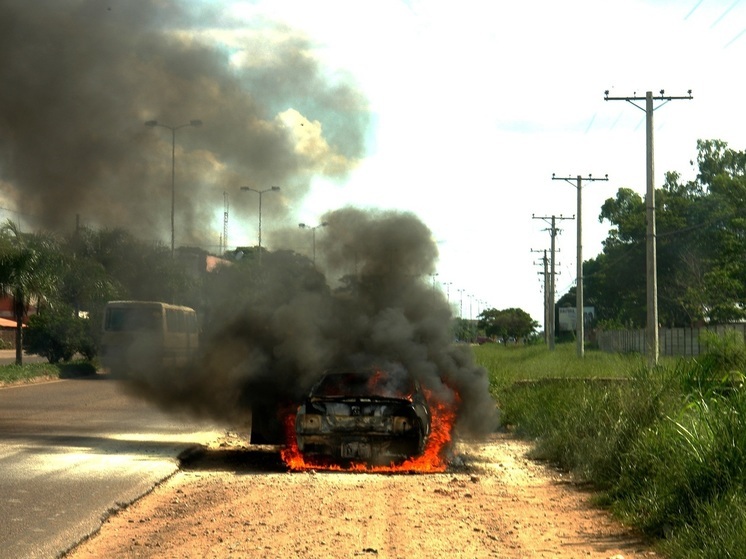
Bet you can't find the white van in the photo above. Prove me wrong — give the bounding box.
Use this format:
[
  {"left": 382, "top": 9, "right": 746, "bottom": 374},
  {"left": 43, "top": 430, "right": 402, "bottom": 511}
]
[{"left": 100, "top": 301, "right": 199, "bottom": 375}]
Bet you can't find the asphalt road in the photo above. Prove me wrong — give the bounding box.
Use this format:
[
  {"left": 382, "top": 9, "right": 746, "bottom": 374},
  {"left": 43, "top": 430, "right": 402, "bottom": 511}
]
[
  {"left": 0, "top": 349, "right": 48, "bottom": 365},
  {"left": 0, "top": 374, "right": 223, "bottom": 559}
]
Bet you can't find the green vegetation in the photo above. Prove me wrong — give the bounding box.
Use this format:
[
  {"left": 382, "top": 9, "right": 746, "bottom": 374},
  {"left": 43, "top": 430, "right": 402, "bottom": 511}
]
[
  {"left": 0, "top": 219, "right": 206, "bottom": 365},
  {"left": 23, "top": 305, "right": 96, "bottom": 363},
  {"left": 475, "top": 339, "right": 746, "bottom": 558},
  {"left": 0, "top": 221, "right": 61, "bottom": 365},
  {"left": 0, "top": 360, "right": 96, "bottom": 385},
  {"left": 477, "top": 307, "right": 538, "bottom": 343},
  {"left": 575, "top": 139, "right": 746, "bottom": 329}
]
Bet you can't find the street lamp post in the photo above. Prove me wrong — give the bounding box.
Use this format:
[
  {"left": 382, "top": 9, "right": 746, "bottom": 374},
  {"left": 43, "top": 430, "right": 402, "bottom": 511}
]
[
  {"left": 240, "top": 186, "right": 280, "bottom": 264},
  {"left": 145, "top": 119, "right": 202, "bottom": 257},
  {"left": 298, "top": 221, "right": 328, "bottom": 264}
]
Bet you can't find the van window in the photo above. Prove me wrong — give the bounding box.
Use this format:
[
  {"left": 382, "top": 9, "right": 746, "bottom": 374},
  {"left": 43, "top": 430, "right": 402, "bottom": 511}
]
[
  {"left": 105, "top": 307, "right": 161, "bottom": 331},
  {"left": 166, "top": 308, "right": 183, "bottom": 332}
]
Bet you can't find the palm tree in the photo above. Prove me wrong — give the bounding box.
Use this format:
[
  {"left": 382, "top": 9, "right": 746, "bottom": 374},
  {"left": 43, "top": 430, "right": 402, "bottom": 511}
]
[{"left": 0, "top": 221, "right": 59, "bottom": 365}]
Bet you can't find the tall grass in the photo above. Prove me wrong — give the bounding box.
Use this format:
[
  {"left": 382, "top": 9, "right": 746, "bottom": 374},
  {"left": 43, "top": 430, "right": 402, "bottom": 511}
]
[{"left": 474, "top": 340, "right": 746, "bottom": 558}]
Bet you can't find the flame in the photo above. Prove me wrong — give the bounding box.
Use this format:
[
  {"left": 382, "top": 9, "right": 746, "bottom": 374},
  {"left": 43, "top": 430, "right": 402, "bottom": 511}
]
[{"left": 280, "top": 387, "right": 460, "bottom": 473}]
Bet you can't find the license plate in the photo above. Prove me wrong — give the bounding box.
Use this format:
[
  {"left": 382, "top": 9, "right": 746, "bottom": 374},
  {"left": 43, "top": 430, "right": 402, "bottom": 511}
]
[{"left": 341, "top": 441, "right": 371, "bottom": 459}]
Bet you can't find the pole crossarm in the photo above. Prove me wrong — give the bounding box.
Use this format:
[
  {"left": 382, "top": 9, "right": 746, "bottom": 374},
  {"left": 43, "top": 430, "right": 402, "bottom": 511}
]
[
  {"left": 551, "top": 173, "right": 608, "bottom": 185},
  {"left": 604, "top": 89, "right": 692, "bottom": 112},
  {"left": 532, "top": 214, "right": 574, "bottom": 228}
]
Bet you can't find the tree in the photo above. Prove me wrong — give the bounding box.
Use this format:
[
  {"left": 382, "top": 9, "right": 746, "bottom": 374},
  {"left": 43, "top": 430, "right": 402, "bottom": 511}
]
[
  {"left": 61, "top": 227, "right": 122, "bottom": 315},
  {"left": 586, "top": 139, "right": 746, "bottom": 328},
  {"left": 478, "top": 307, "right": 538, "bottom": 343},
  {"left": 74, "top": 226, "right": 199, "bottom": 307},
  {"left": 0, "top": 221, "right": 60, "bottom": 365},
  {"left": 23, "top": 304, "right": 89, "bottom": 363}
]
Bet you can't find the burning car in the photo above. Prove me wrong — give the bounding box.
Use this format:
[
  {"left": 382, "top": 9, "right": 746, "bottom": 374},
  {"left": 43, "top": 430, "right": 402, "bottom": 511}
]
[{"left": 294, "top": 367, "right": 431, "bottom": 466}]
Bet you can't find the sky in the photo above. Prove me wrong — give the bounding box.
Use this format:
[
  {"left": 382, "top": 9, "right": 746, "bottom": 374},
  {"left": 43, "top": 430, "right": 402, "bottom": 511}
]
[
  {"left": 223, "top": 0, "right": 746, "bottom": 324},
  {"left": 2, "top": 0, "right": 745, "bottom": 327}
]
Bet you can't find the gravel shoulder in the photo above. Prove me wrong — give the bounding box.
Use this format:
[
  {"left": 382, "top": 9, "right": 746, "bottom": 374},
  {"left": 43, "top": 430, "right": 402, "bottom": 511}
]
[{"left": 66, "top": 432, "right": 660, "bottom": 559}]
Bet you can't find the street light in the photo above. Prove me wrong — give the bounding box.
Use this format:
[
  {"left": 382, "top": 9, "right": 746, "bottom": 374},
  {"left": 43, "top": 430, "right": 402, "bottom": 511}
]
[
  {"left": 145, "top": 119, "right": 202, "bottom": 257},
  {"left": 298, "top": 221, "right": 328, "bottom": 264},
  {"left": 240, "top": 185, "right": 280, "bottom": 264}
]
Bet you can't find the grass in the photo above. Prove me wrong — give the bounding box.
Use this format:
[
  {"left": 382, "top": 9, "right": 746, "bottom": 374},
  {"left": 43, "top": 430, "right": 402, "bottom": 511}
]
[
  {"left": 474, "top": 340, "right": 746, "bottom": 559},
  {"left": 0, "top": 359, "right": 97, "bottom": 385}
]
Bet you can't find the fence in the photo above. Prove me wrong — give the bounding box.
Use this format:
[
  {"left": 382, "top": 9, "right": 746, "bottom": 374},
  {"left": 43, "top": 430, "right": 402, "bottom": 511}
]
[{"left": 596, "top": 323, "right": 746, "bottom": 357}]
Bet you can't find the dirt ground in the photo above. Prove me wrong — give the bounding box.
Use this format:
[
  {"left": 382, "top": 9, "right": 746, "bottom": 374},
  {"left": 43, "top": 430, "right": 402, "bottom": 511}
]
[{"left": 66, "top": 432, "right": 660, "bottom": 559}]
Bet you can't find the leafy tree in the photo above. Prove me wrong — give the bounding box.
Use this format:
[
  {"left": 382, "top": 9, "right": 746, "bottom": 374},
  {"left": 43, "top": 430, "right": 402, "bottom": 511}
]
[
  {"left": 451, "top": 317, "right": 478, "bottom": 343},
  {"left": 23, "top": 304, "right": 89, "bottom": 363},
  {"left": 61, "top": 228, "right": 123, "bottom": 314},
  {"left": 0, "top": 221, "right": 60, "bottom": 365},
  {"left": 478, "top": 307, "right": 538, "bottom": 343},
  {"left": 591, "top": 188, "right": 648, "bottom": 326},
  {"left": 586, "top": 139, "right": 746, "bottom": 328},
  {"left": 72, "top": 226, "right": 199, "bottom": 307}
]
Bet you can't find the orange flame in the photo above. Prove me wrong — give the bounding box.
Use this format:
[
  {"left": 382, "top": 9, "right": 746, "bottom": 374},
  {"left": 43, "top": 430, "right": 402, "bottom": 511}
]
[{"left": 280, "top": 387, "right": 460, "bottom": 473}]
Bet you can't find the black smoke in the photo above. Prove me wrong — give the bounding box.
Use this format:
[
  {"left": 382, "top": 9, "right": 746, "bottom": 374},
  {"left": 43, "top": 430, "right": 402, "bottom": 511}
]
[
  {"left": 121, "top": 207, "right": 500, "bottom": 441},
  {"left": 4, "top": 0, "right": 500, "bottom": 440},
  {"left": 0, "top": 0, "right": 367, "bottom": 243}
]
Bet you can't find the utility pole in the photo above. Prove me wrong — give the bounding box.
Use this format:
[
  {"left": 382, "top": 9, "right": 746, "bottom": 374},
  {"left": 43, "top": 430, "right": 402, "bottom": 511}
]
[
  {"left": 222, "top": 191, "right": 229, "bottom": 254},
  {"left": 145, "top": 119, "right": 203, "bottom": 258},
  {"left": 531, "top": 248, "right": 550, "bottom": 345},
  {"left": 533, "top": 214, "right": 573, "bottom": 350},
  {"left": 604, "top": 89, "right": 692, "bottom": 367},
  {"left": 552, "top": 173, "right": 608, "bottom": 358}
]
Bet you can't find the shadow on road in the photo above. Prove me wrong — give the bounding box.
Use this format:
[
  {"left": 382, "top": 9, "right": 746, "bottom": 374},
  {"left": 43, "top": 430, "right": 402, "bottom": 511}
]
[
  {"left": 1, "top": 432, "right": 209, "bottom": 460},
  {"left": 180, "top": 445, "right": 288, "bottom": 473}
]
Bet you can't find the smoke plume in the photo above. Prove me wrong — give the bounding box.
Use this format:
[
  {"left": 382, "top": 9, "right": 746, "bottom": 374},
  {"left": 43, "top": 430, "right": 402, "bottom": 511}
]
[
  {"left": 3, "top": 1, "right": 500, "bottom": 441},
  {"left": 0, "top": 0, "right": 367, "bottom": 244},
  {"left": 122, "top": 207, "right": 500, "bottom": 440}
]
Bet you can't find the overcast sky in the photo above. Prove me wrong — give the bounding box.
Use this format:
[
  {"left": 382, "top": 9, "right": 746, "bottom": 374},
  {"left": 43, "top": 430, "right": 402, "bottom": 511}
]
[{"left": 3, "top": 0, "right": 745, "bottom": 326}]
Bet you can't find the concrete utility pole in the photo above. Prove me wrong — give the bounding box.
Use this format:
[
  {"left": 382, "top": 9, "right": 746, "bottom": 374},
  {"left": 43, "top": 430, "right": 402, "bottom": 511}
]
[
  {"left": 531, "top": 248, "right": 550, "bottom": 345},
  {"left": 604, "top": 89, "right": 692, "bottom": 367},
  {"left": 552, "top": 173, "right": 609, "bottom": 358},
  {"left": 533, "top": 214, "right": 573, "bottom": 350}
]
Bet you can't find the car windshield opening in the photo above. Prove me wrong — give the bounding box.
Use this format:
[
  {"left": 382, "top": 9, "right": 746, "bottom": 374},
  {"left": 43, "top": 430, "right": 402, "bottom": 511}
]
[{"left": 313, "top": 370, "right": 415, "bottom": 399}]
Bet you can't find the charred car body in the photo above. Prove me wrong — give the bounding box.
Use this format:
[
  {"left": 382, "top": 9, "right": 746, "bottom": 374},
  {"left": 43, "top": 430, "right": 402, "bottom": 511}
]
[{"left": 295, "top": 367, "right": 431, "bottom": 465}]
